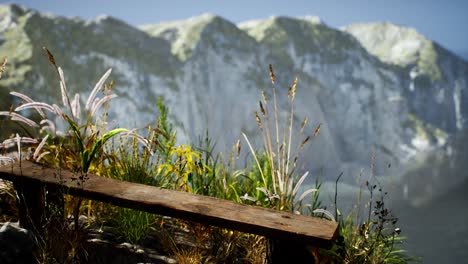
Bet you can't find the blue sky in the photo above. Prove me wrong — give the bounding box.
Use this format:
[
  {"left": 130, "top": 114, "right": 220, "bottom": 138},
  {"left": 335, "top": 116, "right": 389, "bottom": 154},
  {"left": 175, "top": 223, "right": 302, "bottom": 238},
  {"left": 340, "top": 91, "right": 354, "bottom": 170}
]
[{"left": 4, "top": 0, "right": 468, "bottom": 59}]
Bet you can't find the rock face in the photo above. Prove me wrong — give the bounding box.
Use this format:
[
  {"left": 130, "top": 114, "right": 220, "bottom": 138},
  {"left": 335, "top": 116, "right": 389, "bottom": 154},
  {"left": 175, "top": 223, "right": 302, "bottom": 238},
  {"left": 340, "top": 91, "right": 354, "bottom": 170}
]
[
  {"left": 1, "top": 4, "right": 467, "bottom": 187},
  {"left": 345, "top": 22, "right": 468, "bottom": 133}
]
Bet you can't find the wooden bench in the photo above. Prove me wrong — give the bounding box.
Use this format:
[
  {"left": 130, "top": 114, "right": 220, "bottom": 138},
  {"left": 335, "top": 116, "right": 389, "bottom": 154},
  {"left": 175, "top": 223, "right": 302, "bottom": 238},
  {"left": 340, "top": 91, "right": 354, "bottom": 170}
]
[{"left": 0, "top": 160, "right": 338, "bottom": 263}]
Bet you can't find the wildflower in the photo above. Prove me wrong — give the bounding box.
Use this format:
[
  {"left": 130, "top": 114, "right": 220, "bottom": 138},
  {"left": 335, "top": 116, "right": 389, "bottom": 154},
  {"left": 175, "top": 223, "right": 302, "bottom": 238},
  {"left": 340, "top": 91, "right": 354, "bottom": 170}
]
[
  {"left": 90, "top": 94, "right": 117, "bottom": 116},
  {"left": 2, "top": 136, "right": 38, "bottom": 148},
  {"left": 0, "top": 57, "right": 6, "bottom": 79},
  {"left": 35, "top": 151, "right": 50, "bottom": 162},
  {"left": 240, "top": 193, "right": 257, "bottom": 202},
  {"left": 71, "top": 93, "right": 81, "bottom": 120},
  {"left": 297, "top": 188, "right": 318, "bottom": 202},
  {"left": 0, "top": 156, "right": 14, "bottom": 163},
  {"left": 40, "top": 119, "right": 56, "bottom": 135},
  {"left": 58, "top": 67, "right": 71, "bottom": 108},
  {"left": 121, "top": 131, "right": 153, "bottom": 155},
  {"left": 292, "top": 171, "right": 309, "bottom": 197},
  {"left": 313, "top": 209, "right": 336, "bottom": 222},
  {"left": 86, "top": 68, "right": 112, "bottom": 110},
  {"left": 33, "top": 135, "right": 49, "bottom": 160},
  {"left": 10, "top": 92, "right": 46, "bottom": 118},
  {"left": 0, "top": 111, "right": 39, "bottom": 127},
  {"left": 15, "top": 102, "right": 57, "bottom": 114}
]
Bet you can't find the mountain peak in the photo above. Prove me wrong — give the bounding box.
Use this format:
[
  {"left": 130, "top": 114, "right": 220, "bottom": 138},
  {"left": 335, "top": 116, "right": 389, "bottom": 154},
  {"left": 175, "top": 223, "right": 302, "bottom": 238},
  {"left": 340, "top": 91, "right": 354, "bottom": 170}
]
[
  {"left": 239, "top": 15, "right": 360, "bottom": 64},
  {"left": 238, "top": 16, "right": 299, "bottom": 42},
  {"left": 239, "top": 15, "right": 323, "bottom": 29},
  {"left": 141, "top": 14, "right": 253, "bottom": 61},
  {"left": 238, "top": 15, "right": 330, "bottom": 43},
  {"left": 299, "top": 15, "right": 324, "bottom": 25},
  {"left": 86, "top": 14, "right": 137, "bottom": 29},
  {"left": 344, "top": 22, "right": 429, "bottom": 61},
  {"left": 92, "top": 14, "right": 113, "bottom": 23},
  {"left": 344, "top": 22, "right": 442, "bottom": 79},
  {"left": 140, "top": 13, "right": 222, "bottom": 37},
  {"left": 0, "top": 3, "right": 68, "bottom": 24}
]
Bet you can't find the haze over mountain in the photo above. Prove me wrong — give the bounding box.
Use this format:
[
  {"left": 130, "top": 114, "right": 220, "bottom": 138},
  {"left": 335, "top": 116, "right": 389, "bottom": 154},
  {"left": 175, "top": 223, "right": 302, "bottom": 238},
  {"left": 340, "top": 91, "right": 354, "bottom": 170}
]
[
  {"left": 0, "top": 4, "right": 467, "bottom": 262},
  {"left": 458, "top": 50, "right": 468, "bottom": 61}
]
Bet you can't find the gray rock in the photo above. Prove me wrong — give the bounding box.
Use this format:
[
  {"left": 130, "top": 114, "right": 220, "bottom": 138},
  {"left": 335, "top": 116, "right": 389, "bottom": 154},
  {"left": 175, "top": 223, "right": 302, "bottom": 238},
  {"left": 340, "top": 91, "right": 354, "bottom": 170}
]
[{"left": 0, "top": 222, "right": 37, "bottom": 264}]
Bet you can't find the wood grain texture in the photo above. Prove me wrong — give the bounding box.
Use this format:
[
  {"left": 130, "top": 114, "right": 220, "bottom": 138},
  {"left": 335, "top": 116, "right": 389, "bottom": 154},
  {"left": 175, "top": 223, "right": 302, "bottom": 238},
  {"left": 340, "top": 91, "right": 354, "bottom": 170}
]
[{"left": 0, "top": 161, "right": 338, "bottom": 246}]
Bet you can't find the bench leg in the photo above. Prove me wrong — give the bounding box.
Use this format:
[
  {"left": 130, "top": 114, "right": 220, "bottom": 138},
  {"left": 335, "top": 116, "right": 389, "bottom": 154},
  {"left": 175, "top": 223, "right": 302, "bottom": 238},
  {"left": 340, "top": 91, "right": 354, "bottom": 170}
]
[
  {"left": 13, "top": 179, "right": 64, "bottom": 237},
  {"left": 14, "top": 178, "right": 46, "bottom": 235},
  {"left": 266, "top": 239, "right": 314, "bottom": 264}
]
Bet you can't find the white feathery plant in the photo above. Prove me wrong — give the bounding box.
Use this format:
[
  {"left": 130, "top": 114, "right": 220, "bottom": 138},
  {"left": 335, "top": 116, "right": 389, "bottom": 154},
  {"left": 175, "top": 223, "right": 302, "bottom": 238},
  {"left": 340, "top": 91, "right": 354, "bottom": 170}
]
[{"left": 0, "top": 48, "right": 150, "bottom": 174}]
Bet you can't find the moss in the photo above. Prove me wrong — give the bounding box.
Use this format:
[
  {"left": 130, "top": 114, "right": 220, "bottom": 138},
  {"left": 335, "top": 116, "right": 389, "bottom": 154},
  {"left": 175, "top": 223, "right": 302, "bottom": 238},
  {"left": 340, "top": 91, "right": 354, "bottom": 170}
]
[
  {"left": 243, "top": 17, "right": 355, "bottom": 65},
  {"left": 1, "top": 28, "right": 32, "bottom": 62},
  {"left": 346, "top": 23, "right": 443, "bottom": 82},
  {"left": 172, "top": 21, "right": 206, "bottom": 61},
  {"left": 402, "top": 113, "right": 448, "bottom": 143},
  {"left": 417, "top": 41, "right": 442, "bottom": 81},
  {"left": 404, "top": 113, "right": 430, "bottom": 140},
  {"left": 202, "top": 17, "right": 256, "bottom": 56},
  {"left": 0, "top": 11, "right": 34, "bottom": 87},
  {"left": 163, "top": 15, "right": 255, "bottom": 61},
  {"left": 22, "top": 13, "right": 175, "bottom": 79}
]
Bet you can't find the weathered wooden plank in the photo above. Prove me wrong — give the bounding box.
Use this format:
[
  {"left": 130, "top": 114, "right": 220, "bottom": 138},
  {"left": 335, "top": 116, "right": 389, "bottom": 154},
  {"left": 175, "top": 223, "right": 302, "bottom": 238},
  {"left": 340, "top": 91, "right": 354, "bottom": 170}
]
[{"left": 0, "top": 161, "right": 338, "bottom": 247}]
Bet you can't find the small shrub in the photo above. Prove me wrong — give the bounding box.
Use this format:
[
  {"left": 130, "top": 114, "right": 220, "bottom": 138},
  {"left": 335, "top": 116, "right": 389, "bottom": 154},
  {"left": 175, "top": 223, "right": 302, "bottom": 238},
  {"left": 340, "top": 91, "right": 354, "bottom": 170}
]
[{"left": 112, "top": 208, "right": 156, "bottom": 244}]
